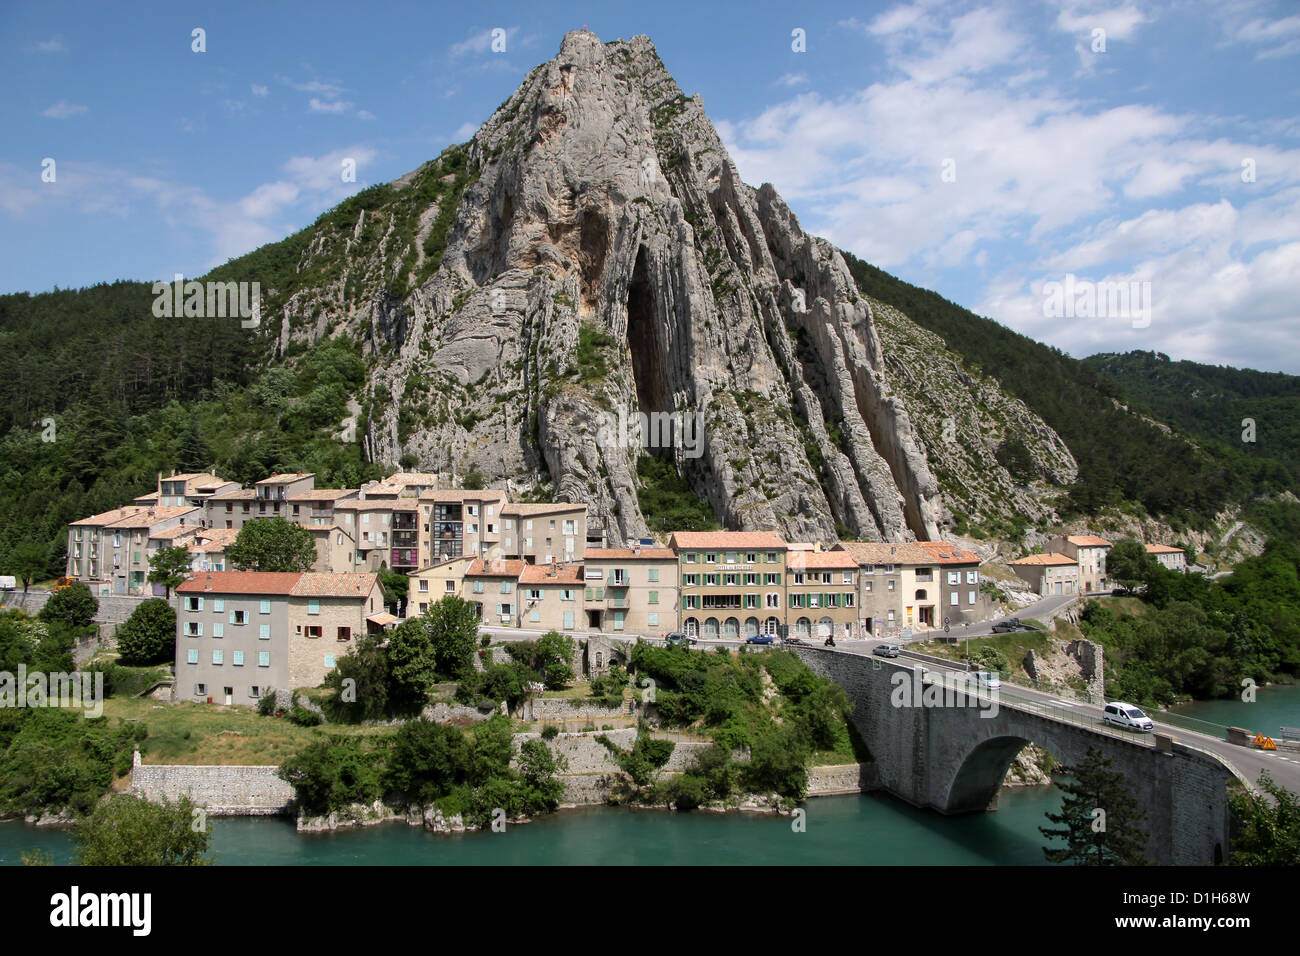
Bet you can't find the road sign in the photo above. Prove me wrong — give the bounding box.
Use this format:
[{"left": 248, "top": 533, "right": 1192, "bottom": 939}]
[
  {"left": 943, "top": 617, "right": 950, "bottom": 626},
  {"left": 944, "top": 624, "right": 950, "bottom": 634}
]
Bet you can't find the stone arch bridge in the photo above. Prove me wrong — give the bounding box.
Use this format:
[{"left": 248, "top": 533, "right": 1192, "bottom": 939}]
[{"left": 791, "top": 647, "right": 1243, "bottom": 865}]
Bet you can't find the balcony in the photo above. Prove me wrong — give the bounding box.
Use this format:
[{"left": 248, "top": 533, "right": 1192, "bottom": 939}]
[{"left": 391, "top": 549, "right": 418, "bottom": 569}]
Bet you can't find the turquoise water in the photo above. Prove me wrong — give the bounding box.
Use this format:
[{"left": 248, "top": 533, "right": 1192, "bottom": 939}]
[
  {"left": 0, "top": 787, "right": 1066, "bottom": 866},
  {"left": 1173, "top": 683, "right": 1300, "bottom": 739}
]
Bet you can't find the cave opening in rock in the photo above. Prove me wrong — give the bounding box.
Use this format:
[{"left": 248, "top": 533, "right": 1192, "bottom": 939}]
[{"left": 626, "top": 246, "right": 673, "bottom": 459}]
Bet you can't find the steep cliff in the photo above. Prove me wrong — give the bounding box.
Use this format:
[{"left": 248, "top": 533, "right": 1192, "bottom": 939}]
[{"left": 270, "top": 31, "right": 1073, "bottom": 545}]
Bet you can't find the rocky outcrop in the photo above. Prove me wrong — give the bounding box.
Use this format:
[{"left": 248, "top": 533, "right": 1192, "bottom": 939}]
[{"left": 270, "top": 31, "right": 1076, "bottom": 544}]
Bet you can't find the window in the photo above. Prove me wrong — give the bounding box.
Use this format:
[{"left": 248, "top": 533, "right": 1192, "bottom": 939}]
[
  {"left": 648, "top": 612, "right": 659, "bottom": 627},
  {"left": 324, "top": 654, "right": 336, "bottom": 668},
  {"left": 527, "top": 588, "right": 541, "bottom": 601},
  {"left": 231, "top": 609, "right": 246, "bottom": 625},
  {"left": 865, "top": 580, "right": 874, "bottom": 593},
  {"left": 966, "top": 571, "right": 978, "bottom": 585},
  {"left": 212, "top": 649, "right": 224, "bottom": 665},
  {"left": 683, "top": 574, "right": 698, "bottom": 587},
  {"left": 249, "top": 686, "right": 261, "bottom": 698},
  {"left": 500, "top": 581, "right": 512, "bottom": 594},
  {"left": 213, "top": 622, "right": 223, "bottom": 638},
  {"left": 187, "top": 649, "right": 199, "bottom": 664},
  {"left": 648, "top": 590, "right": 658, "bottom": 605},
  {"left": 530, "top": 610, "right": 540, "bottom": 623},
  {"left": 968, "top": 590, "right": 976, "bottom": 605},
  {"left": 233, "top": 650, "right": 245, "bottom": 666},
  {"left": 305, "top": 625, "right": 322, "bottom": 638},
  {"left": 213, "top": 598, "right": 224, "bottom": 612},
  {"left": 260, "top": 598, "right": 271, "bottom": 614},
  {"left": 259, "top": 652, "right": 270, "bottom": 667},
  {"left": 766, "top": 552, "right": 778, "bottom": 563},
  {"left": 950, "top": 592, "right": 959, "bottom": 606},
  {"left": 724, "top": 573, "right": 738, "bottom": 586},
  {"left": 745, "top": 552, "right": 757, "bottom": 564},
  {"left": 613, "top": 610, "right": 625, "bottom": 631},
  {"left": 888, "top": 610, "right": 895, "bottom": 621},
  {"left": 725, "top": 551, "right": 737, "bottom": 564},
  {"left": 473, "top": 580, "right": 484, "bottom": 594},
  {"left": 843, "top": 571, "right": 854, "bottom": 585},
  {"left": 419, "top": 580, "right": 429, "bottom": 592},
  {"left": 195, "top": 683, "right": 206, "bottom": 695},
  {"left": 947, "top": 572, "right": 960, "bottom": 585},
  {"left": 560, "top": 588, "right": 575, "bottom": 601},
  {"left": 185, "top": 596, "right": 204, "bottom": 612},
  {"left": 888, "top": 580, "right": 896, "bottom": 591},
  {"left": 186, "top": 622, "right": 203, "bottom": 637},
  {"left": 259, "top": 624, "right": 270, "bottom": 639},
  {"left": 308, "top": 599, "right": 320, "bottom": 615},
  {"left": 684, "top": 595, "right": 699, "bottom": 610},
  {"left": 844, "top": 593, "right": 855, "bottom": 607},
  {"left": 684, "top": 552, "right": 698, "bottom": 564},
  {"left": 766, "top": 593, "right": 780, "bottom": 608},
  {"left": 705, "top": 573, "right": 719, "bottom": 586},
  {"left": 705, "top": 553, "right": 717, "bottom": 564},
  {"left": 744, "top": 573, "right": 758, "bottom": 585},
  {"left": 765, "top": 573, "right": 781, "bottom": 585}
]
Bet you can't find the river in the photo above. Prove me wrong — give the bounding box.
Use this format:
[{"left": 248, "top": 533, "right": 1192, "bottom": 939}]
[
  {"left": 0, "top": 787, "right": 1067, "bottom": 866},
  {"left": 1172, "top": 682, "right": 1300, "bottom": 738}
]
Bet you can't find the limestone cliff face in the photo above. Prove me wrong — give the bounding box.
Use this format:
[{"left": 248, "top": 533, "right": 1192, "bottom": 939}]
[{"left": 274, "top": 31, "right": 1071, "bottom": 544}]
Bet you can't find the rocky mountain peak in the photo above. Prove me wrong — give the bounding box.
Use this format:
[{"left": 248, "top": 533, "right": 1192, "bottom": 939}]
[{"left": 280, "top": 32, "right": 1073, "bottom": 546}]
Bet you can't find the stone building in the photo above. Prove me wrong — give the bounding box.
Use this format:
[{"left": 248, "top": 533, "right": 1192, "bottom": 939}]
[{"left": 1007, "top": 553, "right": 1080, "bottom": 596}]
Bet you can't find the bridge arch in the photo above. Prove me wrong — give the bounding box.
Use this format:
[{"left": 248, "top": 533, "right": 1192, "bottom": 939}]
[{"left": 947, "top": 735, "right": 1047, "bottom": 813}]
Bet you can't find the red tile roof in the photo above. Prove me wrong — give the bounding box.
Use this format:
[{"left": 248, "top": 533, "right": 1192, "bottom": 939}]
[
  {"left": 787, "top": 550, "right": 858, "bottom": 568},
  {"left": 1065, "top": 535, "right": 1112, "bottom": 547},
  {"left": 1008, "top": 553, "right": 1077, "bottom": 566},
  {"left": 176, "top": 571, "right": 378, "bottom": 597},
  {"left": 1145, "top": 544, "right": 1185, "bottom": 554},
  {"left": 669, "top": 531, "right": 787, "bottom": 550},
  {"left": 518, "top": 565, "right": 585, "bottom": 585},
  {"left": 915, "top": 541, "right": 981, "bottom": 564},
  {"left": 465, "top": 558, "right": 527, "bottom": 578}
]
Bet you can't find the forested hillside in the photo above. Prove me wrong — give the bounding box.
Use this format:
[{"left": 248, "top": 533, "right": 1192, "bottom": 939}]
[
  {"left": 842, "top": 253, "right": 1293, "bottom": 529},
  {"left": 1084, "top": 350, "right": 1299, "bottom": 485}
]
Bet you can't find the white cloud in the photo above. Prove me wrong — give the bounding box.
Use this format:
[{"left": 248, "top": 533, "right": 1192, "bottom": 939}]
[
  {"left": 251, "top": 84, "right": 269, "bottom": 97},
  {"left": 42, "top": 99, "right": 87, "bottom": 119},
  {"left": 308, "top": 97, "right": 352, "bottom": 114},
  {"left": 35, "top": 36, "right": 66, "bottom": 54},
  {"left": 776, "top": 73, "right": 809, "bottom": 88},
  {"left": 720, "top": 0, "right": 1300, "bottom": 370},
  {"left": 450, "top": 26, "right": 518, "bottom": 57},
  {"left": 452, "top": 121, "right": 480, "bottom": 142}
]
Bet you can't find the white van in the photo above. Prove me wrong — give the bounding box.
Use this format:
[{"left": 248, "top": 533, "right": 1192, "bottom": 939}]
[
  {"left": 971, "top": 671, "right": 1001, "bottom": 689},
  {"left": 1103, "top": 701, "right": 1154, "bottom": 732}
]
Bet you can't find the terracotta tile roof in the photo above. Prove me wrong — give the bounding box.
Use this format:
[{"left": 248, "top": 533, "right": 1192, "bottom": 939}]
[
  {"left": 834, "top": 541, "right": 935, "bottom": 565},
  {"left": 915, "top": 541, "right": 981, "bottom": 564},
  {"left": 1145, "top": 544, "right": 1185, "bottom": 554},
  {"left": 518, "top": 564, "right": 585, "bottom": 584},
  {"left": 1009, "top": 552, "right": 1078, "bottom": 566},
  {"left": 669, "top": 531, "right": 787, "bottom": 550},
  {"left": 412, "top": 555, "right": 474, "bottom": 574},
  {"left": 466, "top": 558, "right": 527, "bottom": 578},
  {"left": 257, "top": 473, "right": 314, "bottom": 484},
  {"left": 501, "top": 502, "right": 586, "bottom": 515},
  {"left": 72, "top": 505, "right": 201, "bottom": 528},
  {"left": 189, "top": 529, "right": 238, "bottom": 553},
  {"left": 289, "top": 489, "right": 358, "bottom": 501},
  {"left": 787, "top": 550, "right": 859, "bottom": 568},
  {"left": 584, "top": 547, "right": 675, "bottom": 560},
  {"left": 165, "top": 472, "right": 223, "bottom": 483},
  {"left": 291, "top": 573, "right": 379, "bottom": 597},
  {"left": 334, "top": 499, "right": 417, "bottom": 511},
  {"left": 1065, "top": 534, "right": 1112, "bottom": 547},
  {"left": 149, "top": 526, "right": 199, "bottom": 541},
  {"left": 177, "top": 571, "right": 302, "bottom": 595},
  {"left": 132, "top": 493, "right": 160, "bottom": 503}
]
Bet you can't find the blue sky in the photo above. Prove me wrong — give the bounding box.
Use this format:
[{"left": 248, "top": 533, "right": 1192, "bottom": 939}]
[{"left": 4, "top": 0, "right": 1299, "bottom": 371}]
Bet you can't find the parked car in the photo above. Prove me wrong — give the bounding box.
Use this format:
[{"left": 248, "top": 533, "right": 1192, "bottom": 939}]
[
  {"left": 745, "top": 635, "right": 774, "bottom": 645},
  {"left": 665, "top": 632, "right": 689, "bottom": 647},
  {"left": 872, "top": 643, "right": 901, "bottom": 658},
  {"left": 783, "top": 636, "right": 808, "bottom": 646},
  {"left": 971, "top": 670, "right": 1001, "bottom": 689},
  {"left": 1103, "top": 701, "right": 1154, "bottom": 732},
  {"left": 991, "top": 618, "right": 1024, "bottom": 633}
]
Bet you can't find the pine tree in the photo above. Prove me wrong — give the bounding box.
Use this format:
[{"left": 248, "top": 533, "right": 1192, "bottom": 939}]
[{"left": 1040, "top": 746, "right": 1150, "bottom": 865}]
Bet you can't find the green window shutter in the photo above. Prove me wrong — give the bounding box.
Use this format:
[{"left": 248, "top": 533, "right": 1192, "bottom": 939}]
[
  {"left": 648, "top": 569, "right": 659, "bottom": 583},
  {"left": 585, "top": 587, "right": 593, "bottom": 600},
  {"left": 648, "top": 590, "right": 658, "bottom": 605}
]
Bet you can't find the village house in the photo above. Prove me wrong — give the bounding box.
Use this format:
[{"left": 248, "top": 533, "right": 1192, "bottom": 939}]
[
  {"left": 582, "top": 547, "right": 678, "bottom": 635},
  {"left": 786, "top": 548, "right": 859, "bottom": 639},
  {"left": 1046, "top": 534, "right": 1112, "bottom": 593},
  {"left": 67, "top": 504, "right": 202, "bottom": 595},
  {"left": 518, "top": 562, "right": 585, "bottom": 632},
  {"left": 1146, "top": 543, "right": 1188, "bottom": 571},
  {"left": 670, "top": 531, "right": 788, "bottom": 640},
  {"left": 174, "top": 570, "right": 384, "bottom": 707},
  {"left": 463, "top": 557, "right": 529, "bottom": 627},
  {"left": 1008, "top": 553, "right": 1080, "bottom": 596},
  {"left": 501, "top": 502, "right": 587, "bottom": 565}
]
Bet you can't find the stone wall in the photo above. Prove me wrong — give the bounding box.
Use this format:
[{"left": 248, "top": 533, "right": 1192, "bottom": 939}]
[
  {"left": 523, "top": 696, "right": 635, "bottom": 722},
  {"left": 806, "top": 763, "right": 875, "bottom": 795},
  {"left": 129, "top": 751, "right": 293, "bottom": 816}
]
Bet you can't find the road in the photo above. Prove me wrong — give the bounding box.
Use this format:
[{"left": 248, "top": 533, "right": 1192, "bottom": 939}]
[{"left": 867, "top": 640, "right": 1300, "bottom": 798}]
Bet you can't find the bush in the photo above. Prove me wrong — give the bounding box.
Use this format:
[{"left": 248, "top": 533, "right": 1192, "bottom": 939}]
[
  {"left": 39, "top": 582, "right": 98, "bottom": 630},
  {"left": 540, "top": 724, "right": 559, "bottom": 740},
  {"left": 257, "top": 690, "right": 278, "bottom": 717},
  {"left": 115, "top": 598, "right": 176, "bottom": 665},
  {"left": 288, "top": 702, "right": 322, "bottom": 727}
]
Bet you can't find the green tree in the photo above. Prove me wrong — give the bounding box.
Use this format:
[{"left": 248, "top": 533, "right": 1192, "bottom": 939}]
[
  {"left": 1228, "top": 771, "right": 1300, "bottom": 865},
  {"left": 226, "top": 517, "right": 317, "bottom": 572},
  {"left": 174, "top": 417, "right": 212, "bottom": 473},
  {"left": 386, "top": 618, "right": 439, "bottom": 713},
  {"left": 6, "top": 541, "right": 51, "bottom": 593},
  {"left": 1040, "top": 747, "right": 1149, "bottom": 865},
  {"left": 424, "top": 595, "right": 480, "bottom": 680},
  {"left": 73, "top": 794, "right": 213, "bottom": 866},
  {"left": 388, "top": 718, "right": 470, "bottom": 803},
  {"left": 115, "top": 598, "right": 177, "bottom": 665},
  {"left": 39, "top": 581, "right": 98, "bottom": 629},
  {"left": 322, "top": 635, "right": 390, "bottom": 722},
  {"left": 1108, "top": 538, "right": 1158, "bottom": 591},
  {"left": 147, "top": 544, "right": 192, "bottom": 598},
  {"left": 277, "top": 737, "right": 381, "bottom": 816}
]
